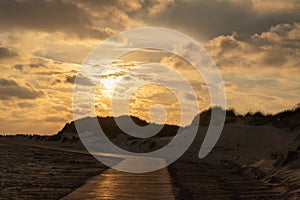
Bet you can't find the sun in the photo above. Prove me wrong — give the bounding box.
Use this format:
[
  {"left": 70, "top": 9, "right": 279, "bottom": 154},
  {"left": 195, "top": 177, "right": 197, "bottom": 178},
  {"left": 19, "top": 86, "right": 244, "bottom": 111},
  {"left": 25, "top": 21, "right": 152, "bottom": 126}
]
[{"left": 101, "top": 79, "right": 116, "bottom": 89}]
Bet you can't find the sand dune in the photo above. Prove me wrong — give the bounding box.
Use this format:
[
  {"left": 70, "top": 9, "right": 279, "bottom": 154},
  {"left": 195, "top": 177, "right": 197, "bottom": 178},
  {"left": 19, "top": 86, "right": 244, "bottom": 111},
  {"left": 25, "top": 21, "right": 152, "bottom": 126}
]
[{"left": 2, "top": 106, "right": 300, "bottom": 198}]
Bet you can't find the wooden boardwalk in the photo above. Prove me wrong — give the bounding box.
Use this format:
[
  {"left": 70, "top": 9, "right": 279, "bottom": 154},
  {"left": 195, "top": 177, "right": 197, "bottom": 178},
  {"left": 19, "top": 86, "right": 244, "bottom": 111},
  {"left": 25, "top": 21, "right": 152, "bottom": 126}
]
[{"left": 62, "top": 167, "right": 174, "bottom": 200}]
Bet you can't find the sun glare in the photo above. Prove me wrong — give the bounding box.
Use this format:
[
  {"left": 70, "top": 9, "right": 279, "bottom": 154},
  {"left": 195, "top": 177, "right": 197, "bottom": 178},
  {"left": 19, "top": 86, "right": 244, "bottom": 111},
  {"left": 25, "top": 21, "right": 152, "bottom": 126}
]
[{"left": 101, "top": 79, "right": 116, "bottom": 89}]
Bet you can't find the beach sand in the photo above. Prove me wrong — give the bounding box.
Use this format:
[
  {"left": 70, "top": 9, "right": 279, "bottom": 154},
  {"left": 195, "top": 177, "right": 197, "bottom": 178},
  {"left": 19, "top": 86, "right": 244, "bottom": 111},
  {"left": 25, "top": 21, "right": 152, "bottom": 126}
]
[{"left": 0, "top": 137, "right": 106, "bottom": 199}]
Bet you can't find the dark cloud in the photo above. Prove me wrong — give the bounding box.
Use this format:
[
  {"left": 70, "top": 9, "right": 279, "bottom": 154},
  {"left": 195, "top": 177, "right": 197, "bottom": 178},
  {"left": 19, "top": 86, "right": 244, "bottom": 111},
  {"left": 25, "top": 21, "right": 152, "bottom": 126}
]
[
  {"left": 0, "top": 0, "right": 299, "bottom": 42},
  {"left": 0, "top": 0, "right": 177, "bottom": 40},
  {"left": 141, "top": 0, "right": 300, "bottom": 40},
  {"left": 261, "top": 48, "right": 289, "bottom": 67},
  {"left": 65, "top": 75, "right": 93, "bottom": 85},
  {"left": 13, "top": 64, "right": 24, "bottom": 71},
  {"left": 14, "top": 63, "right": 46, "bottom": 71},
  {"left": 29, "top": 63, "right": 45, "bottom": 68},
  {"left": 0, "top": 78, "right": 44, "bottom": 100},
  {"left": 0, "top": 47, "right": 17, "bottom": 59},
  {"left": 0, "top": 0, "right": 113, "bottom": 39}
]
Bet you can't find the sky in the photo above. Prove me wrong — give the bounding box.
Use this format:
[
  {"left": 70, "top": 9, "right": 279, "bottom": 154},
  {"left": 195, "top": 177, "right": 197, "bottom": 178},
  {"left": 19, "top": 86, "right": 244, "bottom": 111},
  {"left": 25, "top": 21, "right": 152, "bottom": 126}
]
[{"left": 0, "top": 0, "right": 299, "bottom": 135}]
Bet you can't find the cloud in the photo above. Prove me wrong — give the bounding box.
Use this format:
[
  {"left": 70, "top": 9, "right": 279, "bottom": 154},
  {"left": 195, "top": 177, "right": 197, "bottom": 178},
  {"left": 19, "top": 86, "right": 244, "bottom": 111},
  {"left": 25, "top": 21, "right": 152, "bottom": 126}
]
[
  {"left": 141, "top": 0, "right": 300, "bottom": 40},
  {"left": 13, "top": 63, "right": 46, "bottom": 71},
  {"left": 160, "top": 55, "right": 190, "bottom": 69},
  {"left": 143, "top": 0, "right": 175, "bottom": 14},
  {"left": 43, "top": 116, "right": 66, "bottom": 123},
  {"left": 0, "top": 0, "right": 179, "bottom": 40},
  {"left": 206, "top": 23, "right": 300, "bottom": 69},
  {"left": 184, "top": 92, "right": 199, "bottom": 101},
  {"left": 65, "top": 75, "right": 93, "bottom": 86},
  {"left": 0, "top": 78, "right": 44, "bottom": 100},
  {"left": 13, "top": 64, "right": 24, "bottom": 71},
  {"left": 250, "top": 0, "right": 300, "bottom": 13},
  {"left": 0, "top": 0, "right": 113, "bottom": 39},
  {"left": 29, "top": 63, "right": 45, "bottom": 68},
  {"left": 0, "top": 47, "right": 17, "bottom": 59},
  {"left": 18, "top": 102, "right": 35, "bottom": 108}
]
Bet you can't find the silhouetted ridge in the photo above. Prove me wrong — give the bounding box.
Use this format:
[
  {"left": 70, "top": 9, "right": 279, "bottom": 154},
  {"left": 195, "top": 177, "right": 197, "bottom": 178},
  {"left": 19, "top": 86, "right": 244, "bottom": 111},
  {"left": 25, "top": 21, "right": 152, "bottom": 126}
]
[
  {"left": 47, "top": 115, "right": 180, "bottom": 152},
  {"left": 24, "top": 103, "right": 300, "bottom": 144},
  {"left": 190, "top": 104, "right": 300, "bottom": 131}
]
